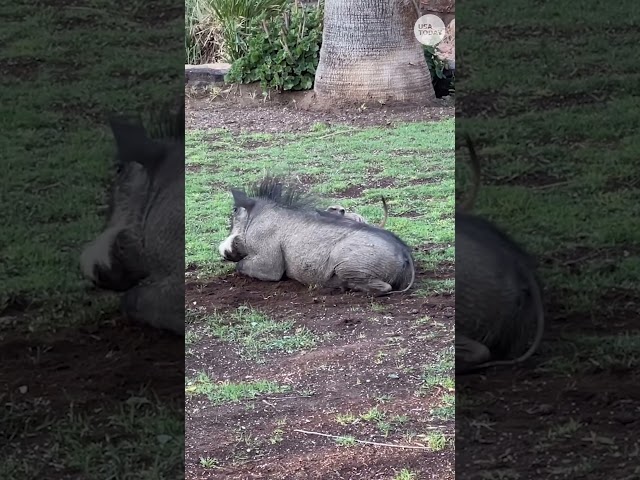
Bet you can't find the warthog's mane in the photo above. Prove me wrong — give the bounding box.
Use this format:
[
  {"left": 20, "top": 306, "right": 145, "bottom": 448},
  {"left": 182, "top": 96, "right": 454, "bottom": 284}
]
[
  {"left": 245, "top": 175, "right": 319, "bottom": 210},
  {"left": 242, "top": 176, "right": 413, "bottom": 252},
  {"left": 143, "top": 99, "right": 185, "bottom": 144}
]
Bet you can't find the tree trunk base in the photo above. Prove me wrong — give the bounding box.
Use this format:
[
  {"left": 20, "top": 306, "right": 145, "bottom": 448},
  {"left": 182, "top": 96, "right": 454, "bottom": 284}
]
[{"left": 314, "top": 48, "right": 435, "bottom": 104}]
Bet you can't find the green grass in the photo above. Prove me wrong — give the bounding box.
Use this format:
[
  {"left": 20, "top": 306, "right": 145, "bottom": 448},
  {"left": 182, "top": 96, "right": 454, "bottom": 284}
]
[
  {"left": 334, "top": 435, "right": 357, "bottom": 447},
  {"left": 0, "top": 2, "right": 184, "bottom": 478},
  {"left": 457, "top": 0, "right": 640, "bottom": 366},
  {"left": 185, "top": 375, "right": 290, "bottom": 405},
  {"left": 393, "top": 469, "right": 417, "bottom": 480},
  {"left": 185, "top": 119, "right": 455, "bottom": 293},
  {"left": 1, "top": 391, "right": 183, "bottom": 479},
  {"left": 430, "top": 393, "right": 454, "bottom": 421},
  {"left": 0, "top": 0, "right": 183, "bottom": 331},
  {"left": 425, "top": 431, "right": 448, "bottom": 451},
  {"left": 202, "top": 305, "right": 317, "bottom": 361},
  {"left": 422, "top": 345, "right": 455, "bottom": 391}
]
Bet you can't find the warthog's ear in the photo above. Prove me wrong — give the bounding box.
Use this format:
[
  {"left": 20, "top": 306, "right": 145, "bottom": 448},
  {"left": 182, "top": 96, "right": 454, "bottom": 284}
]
[
  {"left": 109, "top": 117, "right": 164, "bottom": 167},
  {"left": 231, "top": 189, "right": 255, "bottom": 210}
]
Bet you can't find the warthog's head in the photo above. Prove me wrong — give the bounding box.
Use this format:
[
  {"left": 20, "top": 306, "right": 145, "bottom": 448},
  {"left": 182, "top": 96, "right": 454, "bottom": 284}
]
[
  {"left": 80, "top": 102, "right": 184, "bottom": 291},
  {"left": 218, "top": 176, "right": 318, "bottom": 263},
  {"left": 218, "top": 189, "right": 255, "bottom": 262}
]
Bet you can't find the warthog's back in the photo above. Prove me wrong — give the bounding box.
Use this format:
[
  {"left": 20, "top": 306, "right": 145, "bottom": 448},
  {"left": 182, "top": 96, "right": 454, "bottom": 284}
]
[
  {"left": 261, "top": 209, "right": 412, "bottom": 290},
  {"left": 456, "top": 212, "right": 540, "bottom": 359}
]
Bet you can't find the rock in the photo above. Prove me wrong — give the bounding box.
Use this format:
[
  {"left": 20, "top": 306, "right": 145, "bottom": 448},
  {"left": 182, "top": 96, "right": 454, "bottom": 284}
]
[{"left": 185, "top": 63, "right": 231, "bottom": 86}]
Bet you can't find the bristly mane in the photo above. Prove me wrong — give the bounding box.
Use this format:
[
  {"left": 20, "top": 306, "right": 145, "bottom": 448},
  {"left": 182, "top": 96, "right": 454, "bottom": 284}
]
[
  {"left": 246, "top": 175, "right": 317, "bottom": 209},
  {"left": 143, "top": 97, "right": 185, "bottom": 143}
]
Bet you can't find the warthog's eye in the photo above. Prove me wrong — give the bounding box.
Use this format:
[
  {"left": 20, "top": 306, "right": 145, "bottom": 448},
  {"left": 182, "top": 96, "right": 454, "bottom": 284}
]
[{"left": 232, "top": 207, "right": 238, "bottom": 213}]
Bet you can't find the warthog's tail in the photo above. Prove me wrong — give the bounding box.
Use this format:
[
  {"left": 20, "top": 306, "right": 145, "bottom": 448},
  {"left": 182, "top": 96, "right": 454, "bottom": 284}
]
[
  {"left": 458, "top": 134, "right": 481, "bottom": 212},
  {"left": 381, "top": 252, "right": 415, "bottom": 295},
  {"left": 379, "top": 196, "right": 388, "bottom": 229},
  {"left": 464, "top": 264, "right": 545, "bottom": 371}
]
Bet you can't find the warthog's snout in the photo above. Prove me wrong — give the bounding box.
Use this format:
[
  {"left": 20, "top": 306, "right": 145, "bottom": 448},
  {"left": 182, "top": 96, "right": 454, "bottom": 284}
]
[
  {"left": 79, "top": 226, "right": 144, "bottom": 292},
  {"left": 80, "top": 226, "right": 121, "bottom": 283},
  {"left": 218, "top": 234, "right": 247, "bottom": 262}
]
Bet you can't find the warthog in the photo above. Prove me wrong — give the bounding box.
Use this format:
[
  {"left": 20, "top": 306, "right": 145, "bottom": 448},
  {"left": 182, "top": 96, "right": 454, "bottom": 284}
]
[
  {"left": 326, "top": 196, "right": 388, "bottom": 228},
  {"left": 457, "top": 135, "right": 481, "bottom": 213},
  {"left": 218, "top": 177, "right": 415, "bottom": 295},
  {"left": 456, "top": 136, "right": 544, "bottom": 373},
  {"left": 79, "top": 102, "right": 185, "bottom": 335}
]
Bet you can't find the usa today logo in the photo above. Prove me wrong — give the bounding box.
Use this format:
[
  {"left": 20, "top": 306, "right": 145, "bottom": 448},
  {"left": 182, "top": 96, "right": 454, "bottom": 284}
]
[{"left": 414, "top": 14, "right": 446, "bottom": 46}]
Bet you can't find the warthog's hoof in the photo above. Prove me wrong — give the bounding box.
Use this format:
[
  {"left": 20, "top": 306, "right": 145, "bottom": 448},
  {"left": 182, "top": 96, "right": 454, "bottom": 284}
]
[{"left": 93, "top": 264, "right": 139, "bottom": 292}]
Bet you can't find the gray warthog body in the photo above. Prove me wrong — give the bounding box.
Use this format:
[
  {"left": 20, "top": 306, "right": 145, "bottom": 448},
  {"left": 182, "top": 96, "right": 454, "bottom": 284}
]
[
  {"left": 455, "top": 136, "right": 544, "bottom": 373},
  {"left": 219, "top": 179, "right": 414, "bottom": 295},
  {"left": 79, "top": 103, "right": 185, "bottom": 335}
]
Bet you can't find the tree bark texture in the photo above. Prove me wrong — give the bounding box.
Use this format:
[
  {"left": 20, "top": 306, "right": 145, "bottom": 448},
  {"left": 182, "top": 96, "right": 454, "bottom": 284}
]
[{"left": 314, "top": 0, "right": 434, "bottom": 103}]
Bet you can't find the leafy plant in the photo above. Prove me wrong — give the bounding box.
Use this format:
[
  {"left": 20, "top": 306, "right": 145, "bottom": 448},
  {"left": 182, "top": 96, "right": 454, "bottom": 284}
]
[
  {"left": 424, "top": 45, "right": 455, "bottom": 96},
  {"left": 225, "top": 2, "right": 324, "bottom": 93},
  {"left": 209, "top": 0, "right": 289, "bottom": 62}
]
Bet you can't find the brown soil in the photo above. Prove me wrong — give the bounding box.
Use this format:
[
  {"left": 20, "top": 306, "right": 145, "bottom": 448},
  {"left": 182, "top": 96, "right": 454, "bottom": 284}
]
[
  {"left": 186, "top": 89, "right": 454, "bottom": 134},
  {"left": 0, "top": 318, "right": 184, "bottom": 476},
  {"left": 456, "top": 315, "right": 640, "bottom": 479},
  {"left": 186, "top": 275, "right": 455, "bottom": 479}
]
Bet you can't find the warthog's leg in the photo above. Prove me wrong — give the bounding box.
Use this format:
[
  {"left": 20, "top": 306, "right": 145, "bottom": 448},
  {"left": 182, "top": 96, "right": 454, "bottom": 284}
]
[
  {"left": 350, "top": 279, "right": 393, "bottom": 296},
  {"left": 456, "top": 334, "right": 491, "bottom": 372},
  {"left": 82, "top": 227, "right": 148, "bottom": 291},
  {"left": 236, "top": 255, "right": 285, "bottom": 282},
  {"left": 330, "top": 261, "right": 394, "bottom": 296},
  {"left": 121, "top": 274, "right": 184, "bottom": 335}
]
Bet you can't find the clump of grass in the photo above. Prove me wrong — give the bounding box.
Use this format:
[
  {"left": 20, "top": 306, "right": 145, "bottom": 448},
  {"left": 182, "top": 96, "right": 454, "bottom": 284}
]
[
  {"left": 209, "top": 0, "right": 288, "bottom": 62},
  {"left": 185, "top": 0, "right": 226, "bottom": 64},
  {"left": 426, "top": 431, "right": 447, "bottom": 451},
  {"left": 185, "top": 374, "right": 289, "bottom": 404},
  {"left": 205, "top": 306, "right": 317, "bottom": 360},
  {"left": 393, "top": 469, "right": 417, "bottom": 480}
]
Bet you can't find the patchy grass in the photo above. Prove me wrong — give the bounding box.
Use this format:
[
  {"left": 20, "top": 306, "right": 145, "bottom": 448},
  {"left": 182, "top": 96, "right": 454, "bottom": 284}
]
[
  {"left": 185, "top": 375, "right": 290, "bottom": 405},
  {"left": 185, "top": 114, "right": 455, "bottom": 478},
  {"left": 456, "top": 0, "right": 640, "bottom": 478},
  {"left": 203, "top": 305, "right": 317, "bottom": 361},
  {"left": 185, "top": 119, "right": 455, "bottom": 290},
  {"left": 0, "top": 1, "right": 184, "bottom": 479}
]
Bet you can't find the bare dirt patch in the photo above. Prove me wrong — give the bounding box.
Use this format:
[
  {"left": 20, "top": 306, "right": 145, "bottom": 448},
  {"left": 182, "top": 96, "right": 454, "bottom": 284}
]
[
  {"left": 185, "top": 275, "right": 455, "bottom": 479},
  {"left": 456, "top": 309, "right": 640, "bottom": 479},
  {"left": 186, "top": 93, "right": 454, "bottom": 134},
  {"left": 1, "top": 320, "right": 184, "bottom": 407},
  {"left": 0, "top": 319, "right": 184, "bottom": 476}
]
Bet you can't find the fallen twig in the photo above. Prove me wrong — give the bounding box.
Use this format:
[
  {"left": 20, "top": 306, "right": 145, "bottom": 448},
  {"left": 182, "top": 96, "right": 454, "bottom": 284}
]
[
  {"left": 293, "top": 429, "right": 430, "bottom": 450},
  {"left": 315, "top": 130, "right": 353, "bottom": 140}
]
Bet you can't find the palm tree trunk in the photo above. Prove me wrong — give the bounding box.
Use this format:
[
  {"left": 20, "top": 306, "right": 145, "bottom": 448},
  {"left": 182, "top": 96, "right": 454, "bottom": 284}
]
[{"left": 314, "top": 0, "right": 434, "bottom": 103}]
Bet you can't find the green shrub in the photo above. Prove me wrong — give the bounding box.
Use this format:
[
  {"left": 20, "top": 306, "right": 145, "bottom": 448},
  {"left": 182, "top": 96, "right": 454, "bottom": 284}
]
[
  {"left": 423, "top": 45, "right": 455, "bottom": 95},
  {"left": 225, "top": 2, "right": 324, "bottom": 93},
  {"left": 210, "top": 0, "right": 289, "bottom": 62}
]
